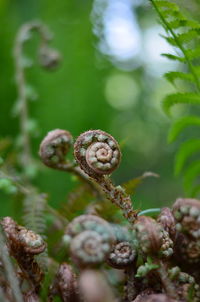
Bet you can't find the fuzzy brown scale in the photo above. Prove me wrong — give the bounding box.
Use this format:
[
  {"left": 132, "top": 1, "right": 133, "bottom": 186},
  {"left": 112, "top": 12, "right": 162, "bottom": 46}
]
[
  {"left": 39, "top": 129, "right": 73, "bottom": 169},
  {"left": 157, "top": 208, "right": 176, "bottom": 241},
  {"left": 48, "top": 263, "right": 80, "bottom": 302},
  {"left": 134, "top": 216, "right": 174, "bottom": 258},
  {"left": 134, "top": 216, "right": 163, "bottom": 255},
  {"left": 133, "top": 293, "right": 178, "bottom": 302},
  {"left": 97, "top": 177, "right": 138, "bottom": 224}
]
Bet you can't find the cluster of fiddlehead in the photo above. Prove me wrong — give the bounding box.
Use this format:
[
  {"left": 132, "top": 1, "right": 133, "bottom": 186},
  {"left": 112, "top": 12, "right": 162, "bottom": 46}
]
[{"left": 40, "top": 128, "right": 137, "bottom": 224}]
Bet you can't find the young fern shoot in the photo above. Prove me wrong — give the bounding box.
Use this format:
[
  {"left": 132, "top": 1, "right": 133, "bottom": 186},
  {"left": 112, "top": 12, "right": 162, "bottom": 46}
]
[{"left": 14, "top": 21, "right": 61, "bottom": 177}]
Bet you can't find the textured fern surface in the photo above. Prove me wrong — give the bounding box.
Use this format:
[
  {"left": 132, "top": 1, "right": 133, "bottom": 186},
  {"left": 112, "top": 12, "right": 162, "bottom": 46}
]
[
  {"left": 150, "top": 0, "right": 200, "bottom": 196},
  {"left": 23, "top": 188, "right": 48, "bottom": 269}
]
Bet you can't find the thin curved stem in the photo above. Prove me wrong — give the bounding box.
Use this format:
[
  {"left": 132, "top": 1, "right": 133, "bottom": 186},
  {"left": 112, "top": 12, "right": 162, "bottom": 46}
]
[
  {"left": 138, "top": 208, "right": 161, "bottom": 217},
  {"left": 13, "top": 21, "right": 52, "bottom": 170},
  {"left": 156, "top": 260, "right": 177, "bottom": 299}
]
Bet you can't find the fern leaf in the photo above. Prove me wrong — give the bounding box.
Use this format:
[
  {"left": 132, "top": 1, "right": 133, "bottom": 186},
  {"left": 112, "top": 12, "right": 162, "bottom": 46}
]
[
  {"left": 183, "top": 160, "right": 200, "bottom": 193},
  {"left": 150, "top": 0, "right": 200, "bottom": 196},
  {"left": 23, "top": 189, "right": 47, "bottom": 235},
  {"left": 162, "top": 93, "right": 200, "bottom": 115},
  {"left": 164, "top": 71, "right": 193, "bottom": 85},
  {"left": 185, "top": 46, "right": 200, "bottom": 60},
  {"left": 168, "top": 116, "right": 200, "bottom": 143},
  {"left": 175, "top": 139, "right": 200, "bottom": 175},
  {"left": 161, "top": 30, "right": 199, "bottom": 47},
  {"left": 161, "top": 53, "right": 185, "bottom": 62},
  {"left": 167, "top": 19, "right": 187, "bottom": 30},
  {"left": 60, "top": 184, "right": 95, "bottom": 220},
  {"left": 153, "top": 1, "right": 178, "bottom": 10}
]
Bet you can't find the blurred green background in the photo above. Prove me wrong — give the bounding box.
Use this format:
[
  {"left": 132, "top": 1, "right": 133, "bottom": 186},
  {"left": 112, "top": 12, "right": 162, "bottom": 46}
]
[{"left": 2, "top": 0, "right": 199, "bottom": 218}]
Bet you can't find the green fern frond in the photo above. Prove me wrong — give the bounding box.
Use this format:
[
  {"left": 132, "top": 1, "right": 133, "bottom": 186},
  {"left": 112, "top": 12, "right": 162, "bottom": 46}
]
[
  {"left": 60, "top": 184, "right": 94, "bottom": 220},
  {"left": 164, "top": 71, "right": 193, "bottom": 85},
  {"left": 23, "top": 189, "right": 47, "bottom": 234},
  {"left": 185, "top": 46, "right": 200, "bottom": 60},
  {"left": 162, "top": 93, "right": 200, "bottom": 115},
  {"left": 161, "top": 53, "right": 185, "bottom": 62},
  {"left": 175, "top": 139, "right": 200, "bottom": 175},
  {"left": 162, "top": 30, "right": 199, "bottom": 47},
  {"left": 183, "top": 160, "right": 200, "bottom": 193},
  {"left": 150, "top": 0, "right": 200, "bottom": 196},
  {"left": 151, "top": 0, "right": 200, "bottom": 92},
  {"left": 168, "top": 116, "right": 200, "bottom": 143}
]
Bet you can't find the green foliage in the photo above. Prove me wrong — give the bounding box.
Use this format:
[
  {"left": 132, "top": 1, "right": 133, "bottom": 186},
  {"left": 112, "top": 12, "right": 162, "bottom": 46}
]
[
  {"left": 150, "top": 0, "right": 200, "bottom": 196},
  {"left": 168, "top": 116, "right": 200, "bottom": 143},
  {"left": 135, "top": 257, "right": 159, "bottom": 278}
]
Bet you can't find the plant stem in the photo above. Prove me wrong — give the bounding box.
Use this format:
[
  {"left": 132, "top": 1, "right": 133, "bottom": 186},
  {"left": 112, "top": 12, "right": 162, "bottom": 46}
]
[
  {"left": 97, "top": 176, "right": 138, "bottom": 224},
  {"left": 0, "top": 228, "right": 24, "bottom": 302},
  {"left": 13, "top": 21, "right": 52, "bottom": 170},
  {"left": 156, "top": 260, "right": 177, "bottom": 299}
]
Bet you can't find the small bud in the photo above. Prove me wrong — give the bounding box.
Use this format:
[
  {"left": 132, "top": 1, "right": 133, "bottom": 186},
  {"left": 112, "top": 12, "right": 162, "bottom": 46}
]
[{"left": 38, "top": 46, "right": 61, "bottom": 71}]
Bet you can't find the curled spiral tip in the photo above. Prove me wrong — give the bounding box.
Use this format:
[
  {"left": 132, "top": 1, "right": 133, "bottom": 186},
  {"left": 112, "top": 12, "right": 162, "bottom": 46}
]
[
  {"left": 49, "top": 263, "right": 79, "bottom": 302},
  {"left": 172, "top": 198, "right": 200, "bottom": 239},
  {"left": 18, "top": 227, "right": 46, "bottom": 254},
  {"left": 74, "top": 130, "right": 121, "bottom": 177},
  {"left": 39, "top": 129, "right": 73, "bottom": 169},
  {"left": 157, "top": 207, "right": 176, "bottom": 240},
  {"left": 70, "top": 230, "right": 111, "bottom": 266},
  {"left": 65, "top": 214, "right": 115, "bottom": 267},
  {"left": 134, "top": 216, "right": 163, "bottom": 255},
  {"left": 1, "top": 217, "right": 46, "bottom": 255},
  {"left": 107, "top": 241, "right": 136, "bottom": 269},
  {"left": 38, "top": 46, "right": 61, "bottom": 71}
]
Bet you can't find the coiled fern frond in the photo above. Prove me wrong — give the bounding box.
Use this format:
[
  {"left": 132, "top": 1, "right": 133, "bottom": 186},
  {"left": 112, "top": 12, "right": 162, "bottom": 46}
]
[{"left": 150, "top": 0, "right": 200, "bottom": 196}]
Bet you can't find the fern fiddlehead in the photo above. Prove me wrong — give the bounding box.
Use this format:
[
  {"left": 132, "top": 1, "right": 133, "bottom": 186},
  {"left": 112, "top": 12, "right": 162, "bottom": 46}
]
[
  {"left": 74, "top": 130, "right": 138, "bottom": 224},
  {"left": 64, "top": 214, "right": 115, "bottom": 267},
  {"left": 150, "top": 0, "right": 200, "bottom": 196}
]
